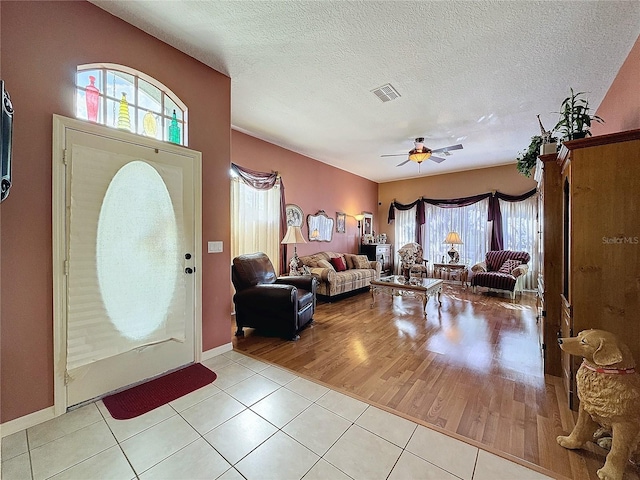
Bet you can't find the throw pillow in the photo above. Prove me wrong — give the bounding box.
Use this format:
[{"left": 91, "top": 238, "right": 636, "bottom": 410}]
[
  {"left": 498, "top": 259, "right": 521, "bottom": 274},
  {"left": 317, "top": 259, "right": 335, "bottom": 271},
  {"left": 301, "top": 258, "right": 318, "bottom": 268},
  {"left": 353, "top": 255, "right": 371, "bottom": 269},
  {"left": 330, "top": 256, "right": 347, "bottom": 272},
  {"left": 344, "top": 254, "right": 356, "bottom": 270}
]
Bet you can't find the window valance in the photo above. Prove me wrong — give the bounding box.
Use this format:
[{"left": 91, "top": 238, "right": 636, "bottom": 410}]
[{"left": 231, "top": 163, "right": 280, "bottom": 190}]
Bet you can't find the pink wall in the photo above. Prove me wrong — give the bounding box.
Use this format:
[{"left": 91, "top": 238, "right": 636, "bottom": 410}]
[
  {"left": 592, "top": 34, "right": 640, "bottom": 135},
  {"left": 1, "top": 1, "right": 636, "bottom": 426},
  {"left": 232, "top": 131, "right": 379, "bottom": 260},
  {"left": 1, "top": 1, "right": 231, "bottom": 422}
]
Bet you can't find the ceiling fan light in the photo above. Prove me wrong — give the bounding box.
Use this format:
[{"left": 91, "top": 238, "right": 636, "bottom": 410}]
[{"left": 408, "top": 147, "right": 431, "bottom": 163}]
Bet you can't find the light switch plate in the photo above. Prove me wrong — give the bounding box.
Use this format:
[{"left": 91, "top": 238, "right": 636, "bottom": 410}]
[{"left": 207, "top": 241, "right": 223, "bottom": 253}]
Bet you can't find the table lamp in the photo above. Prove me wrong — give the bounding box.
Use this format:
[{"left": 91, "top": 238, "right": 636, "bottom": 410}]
[
  {"left": 443, "top": 231, "right": 463, "bottom": 264},
  {"left": 281, "top": 225, "right": 307, "bottom": 274}
]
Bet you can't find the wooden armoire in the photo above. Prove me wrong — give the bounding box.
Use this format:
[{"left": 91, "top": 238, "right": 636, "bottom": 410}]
[
  {"left": 555, "top": 129, "right": 640, "bottom": 409},
  {"left": 535, "top": 153, "right": 563, "bottom": 378}
]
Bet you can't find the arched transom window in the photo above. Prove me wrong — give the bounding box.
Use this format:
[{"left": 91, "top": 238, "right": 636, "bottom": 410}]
[{"left": 76, "top": 64, "right": 188, "bottom": 146}]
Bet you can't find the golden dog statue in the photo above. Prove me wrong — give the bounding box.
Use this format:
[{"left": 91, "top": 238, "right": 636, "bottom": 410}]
[{"left": 557, "top": 329, "right": 640, "bottom": 480}]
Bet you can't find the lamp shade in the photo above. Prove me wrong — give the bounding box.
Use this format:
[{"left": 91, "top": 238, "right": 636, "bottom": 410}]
[
  {"left": 443, "top": 231, "right": 463, "bottom": 245},
  {"left": 354, "top": 214, "right": 365, "bottom": 222},
  {"left": 408, "top": 148, "right": 432, "bottom": 164},
  {"left": 408, "top": 139, "right": 432, "bottom": 163},
  {"left": 281, "top": 225, "right": 306, "bottom": 245}
]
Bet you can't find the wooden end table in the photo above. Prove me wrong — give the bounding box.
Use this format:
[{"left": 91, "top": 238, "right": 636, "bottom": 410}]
[
  {"left": 433, "top": 263, "right": 469, "bottom": 287},
  {"left": 370, "top": 276, "right": 443, "bottom": 316}
]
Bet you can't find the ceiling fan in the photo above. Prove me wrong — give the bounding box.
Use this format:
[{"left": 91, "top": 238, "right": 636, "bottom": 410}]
[{"left": 381, "top": 138, "right": 463, "bottom": 167}]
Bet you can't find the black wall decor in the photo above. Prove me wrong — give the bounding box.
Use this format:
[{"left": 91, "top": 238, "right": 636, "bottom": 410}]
[{"left": 1, "top": 80, "right": 14, "bottom": 202}]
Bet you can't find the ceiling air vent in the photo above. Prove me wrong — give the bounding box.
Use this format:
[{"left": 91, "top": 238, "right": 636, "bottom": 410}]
[{"left": 371, "top": 84, "right": 400, "bottom": 103}]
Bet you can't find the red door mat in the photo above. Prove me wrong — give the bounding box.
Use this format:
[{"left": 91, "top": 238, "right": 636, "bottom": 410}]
[{"left": 102, "top": 363, "right": 217, "bottom": 420}]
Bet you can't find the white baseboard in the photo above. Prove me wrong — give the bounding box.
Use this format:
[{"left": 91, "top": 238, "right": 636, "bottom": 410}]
[
  {"left": 1, "top": 406, "right": 56, "bottom": 437},
  {"left": 201, "top": 342, "right": 232, "bottom": 361}
]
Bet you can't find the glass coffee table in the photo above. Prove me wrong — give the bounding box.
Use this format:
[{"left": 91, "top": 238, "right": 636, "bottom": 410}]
[{"left": 370, "top": 275, "right": 443, "bottom": 316}]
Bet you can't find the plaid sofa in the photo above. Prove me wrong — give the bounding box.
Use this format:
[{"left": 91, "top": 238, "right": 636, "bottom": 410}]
[
  {"left": 471, "top": 250, "right": 530, "bottom": 299},
  {"left": 298, "top": 251, "right": 381, "bottom": 299}
]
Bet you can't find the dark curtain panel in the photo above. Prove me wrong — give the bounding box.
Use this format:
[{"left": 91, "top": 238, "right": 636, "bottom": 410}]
[
  {"left": 416, "top": 201, "right": 425, "bottom": 244},
  {"left": 387, "top": 203, "right": 396, "bottom": 224},
  {"left": 389, "top": 188, "right": 536, "bottom": 253},
  {"left": 489, "top": 188, "right": 537, "bottom": 252},
  {"left": 231, "top": 163, "right": 287, "bottom": 274},
  {"left": 388, "top": 199, "right": 423, "bottom": 243},
  {"left": 488, "top": 195, "right": 503, "bottom": 250}
]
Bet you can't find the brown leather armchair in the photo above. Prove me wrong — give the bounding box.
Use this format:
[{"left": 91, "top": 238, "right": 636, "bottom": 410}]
[{"left": 231, "top": 252, "right": 317, "bottom": 340}]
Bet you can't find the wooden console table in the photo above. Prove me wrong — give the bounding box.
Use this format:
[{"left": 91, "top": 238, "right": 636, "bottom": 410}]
[{"left": 432, "top": 263, "right": 469, "bottom": 287}]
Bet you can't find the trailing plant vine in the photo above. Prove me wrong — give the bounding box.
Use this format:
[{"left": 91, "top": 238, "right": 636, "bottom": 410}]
[{"left": 516, "top": 135, "right": 544, "bottom": 178}]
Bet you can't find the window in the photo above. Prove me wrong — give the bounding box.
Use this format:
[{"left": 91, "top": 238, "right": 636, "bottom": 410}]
[
  {"left": 422, "top": 200, "right": 489, "bottom": 267},
  {"left": 76, "top": 64, "right": 187, "bottom": 146},
  {"left": 230, "top": 174, "right": 281, "bottom": 267},
  {"left": 392, "top": 194, "right": 537, "bottom": 288},
  {"left": 500, "top": 194, "right": 538, "bottom": 290},
  {"left": 393, "top": 206, "right": 416, "bottom": 273}
]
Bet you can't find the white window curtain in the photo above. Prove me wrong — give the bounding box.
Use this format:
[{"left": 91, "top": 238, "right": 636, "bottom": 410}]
[
  {"left": 500, "top": 194, "right": 539, "bottom": 290},
  {"left": 230, "top": 176, "right": 281, "bottom": 266},
  {"left": 393, "top": 205, "right": 416, "bottom": 274},
  {"left": 422, "top": 199, "right": 490, "bottom": 268}
]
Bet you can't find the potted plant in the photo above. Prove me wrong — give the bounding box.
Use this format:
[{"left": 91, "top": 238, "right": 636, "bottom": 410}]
[{"left": 553, "top": 88, "right": 604, "bottom": 141}]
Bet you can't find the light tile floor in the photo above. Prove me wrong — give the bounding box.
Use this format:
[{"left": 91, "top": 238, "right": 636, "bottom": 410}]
[{"left": 2, "top": 350, "right": 554, "bottom": 480}]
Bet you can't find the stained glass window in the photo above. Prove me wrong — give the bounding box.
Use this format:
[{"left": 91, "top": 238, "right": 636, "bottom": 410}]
[{"left": 76, "top": 64, "right": 187, "bottom": 146}]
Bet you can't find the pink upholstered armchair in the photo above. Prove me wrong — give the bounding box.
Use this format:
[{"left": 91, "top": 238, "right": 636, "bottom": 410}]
[{"left": 471, "top": 250, "right": 530, "bottom": 300}]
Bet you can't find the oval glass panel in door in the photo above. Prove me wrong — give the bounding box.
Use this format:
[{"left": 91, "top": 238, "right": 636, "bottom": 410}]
[{"left": 96, "top": 160, "right": 178, "bottom": 340}]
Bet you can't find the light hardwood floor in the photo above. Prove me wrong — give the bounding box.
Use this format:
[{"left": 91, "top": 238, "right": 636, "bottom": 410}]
[{"left": 233, "top": 284, "right": 640, "bottom": 480}]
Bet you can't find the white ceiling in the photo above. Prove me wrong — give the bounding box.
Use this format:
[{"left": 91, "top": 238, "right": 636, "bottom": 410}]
[{"left": 91, "top": 1, "right": 639, "bottom": 183}]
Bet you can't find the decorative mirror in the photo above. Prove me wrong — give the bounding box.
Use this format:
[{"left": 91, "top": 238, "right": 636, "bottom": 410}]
[{"left": 307, "top": 210, "right": 334, "bottom": 242}]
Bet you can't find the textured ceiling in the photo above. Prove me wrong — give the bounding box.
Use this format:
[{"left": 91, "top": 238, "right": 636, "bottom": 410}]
[{"left": 91, "top": 1, "right": 639, "bottom": 183}]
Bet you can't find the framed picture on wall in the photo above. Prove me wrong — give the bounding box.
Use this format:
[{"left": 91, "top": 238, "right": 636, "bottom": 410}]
[
  {"left": 362, "top": 212, "right": 373, "bottom": 236},
  {"left": 285, "top": 204, "right": 303, "bottom": 228},
  {"left": 336, "top": 212, "right": 346, "bottom": 233}
]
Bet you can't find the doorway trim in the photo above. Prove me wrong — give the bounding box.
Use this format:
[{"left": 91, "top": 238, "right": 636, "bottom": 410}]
[{"left": 52, "top": 115, "right": 202, "bottom": 416}]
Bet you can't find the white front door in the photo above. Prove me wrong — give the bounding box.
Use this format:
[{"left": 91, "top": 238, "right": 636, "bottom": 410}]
[{"left": 53, "top": 116, "right": 202, "bottom": 409}]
